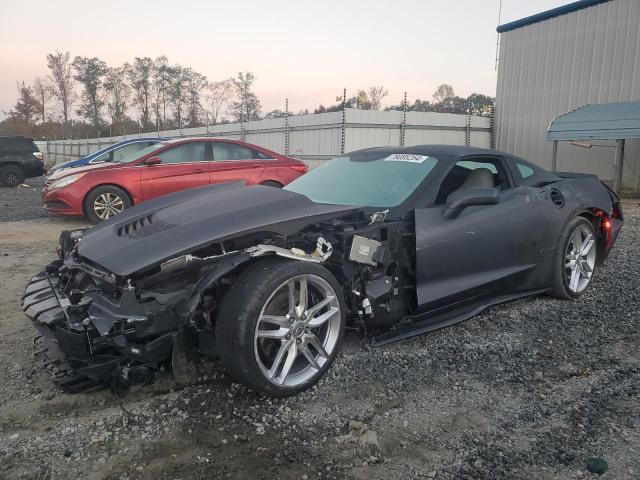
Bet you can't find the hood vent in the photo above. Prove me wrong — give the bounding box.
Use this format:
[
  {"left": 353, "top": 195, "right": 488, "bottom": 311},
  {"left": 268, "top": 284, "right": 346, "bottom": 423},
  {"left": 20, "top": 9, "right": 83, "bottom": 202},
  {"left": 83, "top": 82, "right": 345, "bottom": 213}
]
[
  {"left": 550, "top": 188, "right": 565, "bottom": 208},
  {"left": 117, "top": 214, "right": 156, "bottom": 238}
]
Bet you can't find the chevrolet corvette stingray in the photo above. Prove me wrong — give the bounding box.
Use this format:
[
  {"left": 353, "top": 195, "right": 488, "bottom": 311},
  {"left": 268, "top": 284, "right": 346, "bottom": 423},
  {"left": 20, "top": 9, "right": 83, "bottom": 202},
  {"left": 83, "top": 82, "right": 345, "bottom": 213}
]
[{"left": 22, "top": 145, "right": 622, "bottom": 396}]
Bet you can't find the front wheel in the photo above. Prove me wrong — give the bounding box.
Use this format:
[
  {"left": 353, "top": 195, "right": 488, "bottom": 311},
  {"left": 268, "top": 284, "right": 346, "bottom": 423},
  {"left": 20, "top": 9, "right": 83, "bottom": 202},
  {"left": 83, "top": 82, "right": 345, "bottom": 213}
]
[
  {"left": 84, "top": 185, "right": 131, "bottom": 223},
  {"left": 550, "top": 217, "right": 597, "bottom": 299},
  {"left": 215, "top": 258, "right": 345, "bottom": 397}
]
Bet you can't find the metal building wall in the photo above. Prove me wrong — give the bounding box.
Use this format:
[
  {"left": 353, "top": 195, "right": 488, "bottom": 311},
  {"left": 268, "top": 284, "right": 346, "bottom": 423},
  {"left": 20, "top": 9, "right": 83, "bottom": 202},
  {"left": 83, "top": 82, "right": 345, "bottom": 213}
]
[{"left": 496, "top": 0, "right": 640, "bottom": 190}]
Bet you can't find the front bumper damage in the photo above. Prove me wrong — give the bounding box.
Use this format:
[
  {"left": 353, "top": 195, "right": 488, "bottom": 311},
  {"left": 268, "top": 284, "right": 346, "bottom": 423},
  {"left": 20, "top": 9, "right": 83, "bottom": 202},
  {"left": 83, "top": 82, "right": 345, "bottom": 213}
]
[
  {"left": 21, "top": 229, "right": 335, "bottom": 394},
  {"left": 21, "top": 266, "right": 179, "bottom": 393}
]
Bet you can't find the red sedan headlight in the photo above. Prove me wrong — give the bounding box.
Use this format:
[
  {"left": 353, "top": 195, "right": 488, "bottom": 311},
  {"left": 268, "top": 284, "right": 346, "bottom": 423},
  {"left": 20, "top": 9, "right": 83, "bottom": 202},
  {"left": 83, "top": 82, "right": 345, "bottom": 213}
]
[{"left": 48, "top": 173, "right": 87, "bottom": 190}]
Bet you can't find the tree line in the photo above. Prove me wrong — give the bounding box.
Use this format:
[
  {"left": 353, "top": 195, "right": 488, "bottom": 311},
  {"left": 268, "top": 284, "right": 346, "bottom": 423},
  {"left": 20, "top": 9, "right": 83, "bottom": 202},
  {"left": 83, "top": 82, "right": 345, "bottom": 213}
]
[
  {"left": 314, "top": 84, "right": 494, "bottom": 116},
  {"left": 2, "top": 52, "right": 262, "bottom": 139},
  {"left": 1, "top": 51, "right": 494, "bottom": 140}
]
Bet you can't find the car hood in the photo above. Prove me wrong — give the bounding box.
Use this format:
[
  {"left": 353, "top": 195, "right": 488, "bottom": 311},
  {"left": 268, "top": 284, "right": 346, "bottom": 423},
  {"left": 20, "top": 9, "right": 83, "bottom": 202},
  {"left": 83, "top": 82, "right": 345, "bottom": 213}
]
[
  {"left": 77, "top": 182, "right": 357, "bottom": 277},
  {"left": 47, "top": 161, "right": 113, "bottom": 181}
]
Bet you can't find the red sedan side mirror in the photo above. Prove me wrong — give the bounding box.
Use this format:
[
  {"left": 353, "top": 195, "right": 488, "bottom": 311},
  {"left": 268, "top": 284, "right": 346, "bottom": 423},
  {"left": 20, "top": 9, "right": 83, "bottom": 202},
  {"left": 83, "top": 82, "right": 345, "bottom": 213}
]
[{"left": 144, "top": 156, "right": 161, "bottom": 166}]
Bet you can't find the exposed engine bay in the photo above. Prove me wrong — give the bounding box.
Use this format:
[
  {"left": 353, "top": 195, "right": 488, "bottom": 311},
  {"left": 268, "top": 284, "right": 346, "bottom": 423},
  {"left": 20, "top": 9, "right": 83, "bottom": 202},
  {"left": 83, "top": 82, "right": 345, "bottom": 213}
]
[{"left": 22, "top": 209, "right": 415, "bottom": 394}]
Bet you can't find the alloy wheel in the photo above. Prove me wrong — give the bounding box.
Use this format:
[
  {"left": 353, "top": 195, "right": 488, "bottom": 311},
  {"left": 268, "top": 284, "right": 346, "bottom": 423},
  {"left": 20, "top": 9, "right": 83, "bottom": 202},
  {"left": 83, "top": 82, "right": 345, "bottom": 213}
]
[
  {"left": 254, "top": 274, "right": 341, "bottom": 387},
  {"left": 564, "top": 224, "right": 596, "bottom": 293},
  {"left": 5, "top": 170, "right": 18, "bottom": 186},
  {"left": 93, "top": 192, "right": 125, "bottom": 220}
]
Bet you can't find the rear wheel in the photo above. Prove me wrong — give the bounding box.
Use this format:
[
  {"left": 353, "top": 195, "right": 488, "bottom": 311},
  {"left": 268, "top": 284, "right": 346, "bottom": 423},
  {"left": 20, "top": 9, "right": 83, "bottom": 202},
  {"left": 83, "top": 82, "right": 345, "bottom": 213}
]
[
  {"left": 0, "top": 165, "right": 25, "bottom": 187},
  {"left": 215, "top": 258, "right": 345, "bottom": 397},
  {"left": 550, "top": 217, "right": 597, "bottom": 299},
  {"left": 84, "top": 185, "right": 131, "bottom": 223}
]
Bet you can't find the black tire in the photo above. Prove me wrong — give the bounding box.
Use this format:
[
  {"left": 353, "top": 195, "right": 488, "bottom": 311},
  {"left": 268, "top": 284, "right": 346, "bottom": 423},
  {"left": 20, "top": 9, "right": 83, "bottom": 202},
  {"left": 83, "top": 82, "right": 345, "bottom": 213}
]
[
  {"left": 83, "top": 185, "right": 131, "bottom": 223},
  {"left": 550, "top": 216, "right": 597, "bottom": 300},
  {"left": 215, "top": 257, "right": 345, "bottom": 397},
  {"left": 260, "top": 180, "right": 283, "bottom": 188},
  {"left": 0, "top": 164, "right": 26, "bottom": 187}
]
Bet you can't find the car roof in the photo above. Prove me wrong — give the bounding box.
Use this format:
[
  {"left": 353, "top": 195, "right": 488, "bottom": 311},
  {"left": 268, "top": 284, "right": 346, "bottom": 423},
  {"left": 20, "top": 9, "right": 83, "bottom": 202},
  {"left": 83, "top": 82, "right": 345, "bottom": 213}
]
[
  {"left": 160, "top": 137, "right": 258, "bottom": 145},
  {"left": 107, "top": 137, "right": 168, "bottom": 146}
]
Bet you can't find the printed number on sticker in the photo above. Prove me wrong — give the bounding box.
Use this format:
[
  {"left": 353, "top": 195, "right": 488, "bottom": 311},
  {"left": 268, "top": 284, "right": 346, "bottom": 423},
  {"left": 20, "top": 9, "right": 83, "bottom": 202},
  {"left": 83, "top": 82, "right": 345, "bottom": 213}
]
[{"left": 384, "top": 154, "right": 429, "bottom": 163}]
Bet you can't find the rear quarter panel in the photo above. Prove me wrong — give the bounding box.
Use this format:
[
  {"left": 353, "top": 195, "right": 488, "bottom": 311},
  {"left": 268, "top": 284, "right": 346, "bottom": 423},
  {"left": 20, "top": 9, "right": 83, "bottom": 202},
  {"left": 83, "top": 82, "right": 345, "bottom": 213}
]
[{"left": 542, "top": 177, "right": 618, "bottom": 264}]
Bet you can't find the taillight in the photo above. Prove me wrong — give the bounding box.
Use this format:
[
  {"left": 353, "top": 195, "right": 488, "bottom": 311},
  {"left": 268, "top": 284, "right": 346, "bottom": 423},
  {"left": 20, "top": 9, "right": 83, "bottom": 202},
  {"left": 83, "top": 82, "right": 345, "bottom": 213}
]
[
  {"left": 33, "top": 152, "right": 44, "bottom": 161},
  {"left": 290, "top": 164, "right": 308, "bottom": 173},
  {"left": 601, "top": 217, "right": 612, "bottom": 247}
]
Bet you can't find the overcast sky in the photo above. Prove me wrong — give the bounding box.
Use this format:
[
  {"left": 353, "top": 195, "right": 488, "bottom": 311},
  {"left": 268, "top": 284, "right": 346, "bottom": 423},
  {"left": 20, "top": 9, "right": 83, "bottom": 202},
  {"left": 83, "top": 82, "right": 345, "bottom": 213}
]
[{"left": 0, "top": 0, "right": 568, "bottom": 118}]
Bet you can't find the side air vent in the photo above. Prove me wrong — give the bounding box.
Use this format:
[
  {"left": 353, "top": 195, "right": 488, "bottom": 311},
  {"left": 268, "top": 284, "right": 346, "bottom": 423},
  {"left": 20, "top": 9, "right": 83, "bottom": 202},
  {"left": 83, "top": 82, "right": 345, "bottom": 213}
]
[
  {"left": 550, "top": 188, "right": 565, "bottom": 208},
  {"left": 117, "top": 214, "right": 155, "bottom": 237}
]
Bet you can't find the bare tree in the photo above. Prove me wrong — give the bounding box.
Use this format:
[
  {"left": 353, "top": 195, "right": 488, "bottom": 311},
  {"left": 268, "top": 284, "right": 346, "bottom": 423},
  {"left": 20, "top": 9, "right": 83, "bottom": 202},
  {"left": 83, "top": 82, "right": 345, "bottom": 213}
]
[
  {"left": 46, "top": 50, "right": 75, "bottom": 137},
  {"left": 126, "top": 57, "right": 154, "bottom": 129},
  {"left": 104, "top": 67, "right": 130, "bottom": 135},
  {"left": 8, "top": 81, "right": 40, "bottom": 127},
  {"left": 206, "top": 78, "right": 234, "bottom": 124},
  {"left": 72, "top": 56, "right": 108, "bottom": 134},
  {"left": 433, "top": 84, "right": 455, "bottom": 104},
  {"left": 229, "top": 72, "right": 261, "bottom": 123},
  {"left": 167, "top": 64, "right": 190, "bottom": 129},
  {"left": 152, "top": 56, "right": 170, "bottom": 129},
  {"left": 368, "top": 85, "right": 389, "bottom": 110},
  {"left": 32, "top": 77, "right": 51, "bottom": 123},
  {"left": 185, "top": 70, "right": 208, "bottom": 127}
]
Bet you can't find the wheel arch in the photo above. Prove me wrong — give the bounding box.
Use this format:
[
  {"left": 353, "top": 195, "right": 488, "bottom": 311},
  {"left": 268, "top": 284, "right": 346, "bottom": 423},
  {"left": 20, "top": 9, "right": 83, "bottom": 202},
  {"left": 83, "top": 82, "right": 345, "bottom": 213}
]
[
  {"left": 0, "top": 161, "right": 26, "bottom": 169},
  {"left": 259, "top": 180, "right": 284, "bottom": 188}
]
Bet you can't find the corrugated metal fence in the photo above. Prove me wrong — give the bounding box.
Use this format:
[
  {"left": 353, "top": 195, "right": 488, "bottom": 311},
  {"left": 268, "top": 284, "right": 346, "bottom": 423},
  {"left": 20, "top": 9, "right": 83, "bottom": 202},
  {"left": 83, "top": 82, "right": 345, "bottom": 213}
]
[{"left": 37, "top": 109, "right": 491, "bottom": 169}]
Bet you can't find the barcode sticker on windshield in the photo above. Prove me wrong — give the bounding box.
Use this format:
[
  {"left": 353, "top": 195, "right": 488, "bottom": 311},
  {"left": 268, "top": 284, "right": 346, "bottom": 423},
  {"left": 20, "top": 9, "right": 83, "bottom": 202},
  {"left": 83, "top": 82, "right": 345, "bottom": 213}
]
[{"left": 384, "top": 154, "right": 430, "bottom": 163}]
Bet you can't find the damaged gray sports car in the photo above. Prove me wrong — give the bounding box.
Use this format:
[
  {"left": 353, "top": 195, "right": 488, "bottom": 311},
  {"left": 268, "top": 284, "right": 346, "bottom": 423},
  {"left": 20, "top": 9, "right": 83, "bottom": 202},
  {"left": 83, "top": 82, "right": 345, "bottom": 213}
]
[{"left": 22, "top": 145, "right": 623, "bottom": 396}]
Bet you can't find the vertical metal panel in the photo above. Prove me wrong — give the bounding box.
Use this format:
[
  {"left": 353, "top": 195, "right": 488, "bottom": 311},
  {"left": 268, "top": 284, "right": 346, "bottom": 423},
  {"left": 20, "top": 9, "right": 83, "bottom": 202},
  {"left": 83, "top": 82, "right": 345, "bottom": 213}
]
[{"left": 496, "top": 0, "right": 640, "bottom": 190}]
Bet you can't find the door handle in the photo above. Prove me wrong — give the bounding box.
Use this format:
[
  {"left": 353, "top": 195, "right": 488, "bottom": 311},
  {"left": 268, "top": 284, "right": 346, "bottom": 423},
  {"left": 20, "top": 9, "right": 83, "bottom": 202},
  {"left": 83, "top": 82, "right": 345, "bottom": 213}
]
[{"left": 194, "top": 169, "right": 205, "bottom": 174}]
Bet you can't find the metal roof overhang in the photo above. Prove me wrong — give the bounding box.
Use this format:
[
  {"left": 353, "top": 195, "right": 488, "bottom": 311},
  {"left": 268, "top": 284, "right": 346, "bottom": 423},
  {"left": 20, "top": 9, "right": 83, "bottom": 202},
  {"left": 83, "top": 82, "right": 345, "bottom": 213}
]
[
  {"left": 497, "top": 0, "right": 611, "bottom": 33},
  {"left": 547, "top": 101, "right": 640, "bottom": 141}
]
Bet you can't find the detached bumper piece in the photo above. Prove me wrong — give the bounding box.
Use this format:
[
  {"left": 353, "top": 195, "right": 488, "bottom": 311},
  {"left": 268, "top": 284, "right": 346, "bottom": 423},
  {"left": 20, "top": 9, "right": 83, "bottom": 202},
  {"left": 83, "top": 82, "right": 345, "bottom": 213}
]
[{"left": 22, "top": 271, "right": 101, "bottom": 393}]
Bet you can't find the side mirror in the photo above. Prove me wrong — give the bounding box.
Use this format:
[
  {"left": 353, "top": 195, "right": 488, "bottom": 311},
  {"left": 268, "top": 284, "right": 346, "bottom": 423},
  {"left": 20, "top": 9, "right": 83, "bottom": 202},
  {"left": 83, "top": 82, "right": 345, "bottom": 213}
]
[
  {"left": 144, "top": 156, "right": 161, "bottom": 166},
  {"left": 443, "top": 186, "right": 499, "bottom": 219}
]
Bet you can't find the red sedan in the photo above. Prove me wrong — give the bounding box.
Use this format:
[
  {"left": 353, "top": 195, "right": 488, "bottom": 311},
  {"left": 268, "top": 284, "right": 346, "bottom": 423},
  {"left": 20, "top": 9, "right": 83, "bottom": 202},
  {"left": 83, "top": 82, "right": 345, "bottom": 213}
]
[{"left": 43, "top": 138, "right": 307, "bottom": 223}]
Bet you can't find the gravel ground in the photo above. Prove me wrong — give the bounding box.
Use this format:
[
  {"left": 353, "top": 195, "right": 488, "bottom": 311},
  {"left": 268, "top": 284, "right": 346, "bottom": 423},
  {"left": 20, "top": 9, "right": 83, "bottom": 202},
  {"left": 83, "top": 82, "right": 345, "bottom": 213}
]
[
  {"left": 0, "top": 177, "right": 50, "bottom": 222},
  {"left": 0, "top": 196, "right": 638, "bottom": 479}
]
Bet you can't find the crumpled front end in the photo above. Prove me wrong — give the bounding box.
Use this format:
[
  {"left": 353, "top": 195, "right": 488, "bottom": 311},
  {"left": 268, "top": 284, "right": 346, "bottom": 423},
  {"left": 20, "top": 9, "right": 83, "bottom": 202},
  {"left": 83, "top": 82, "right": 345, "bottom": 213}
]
[{"left": 21, "top": 229, "right": 246, "bottom": 394}]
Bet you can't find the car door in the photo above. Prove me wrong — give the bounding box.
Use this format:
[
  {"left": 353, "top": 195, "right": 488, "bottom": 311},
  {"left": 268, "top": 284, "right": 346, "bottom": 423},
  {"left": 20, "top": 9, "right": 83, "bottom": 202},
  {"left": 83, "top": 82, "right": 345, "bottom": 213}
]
[
  {"left": 140, "top": 141, "right": 209, "bottom": 200},
  {"left": 209, "top": 142, "right": 264, "bottom": 185},
  {"left": 414, "top": 156, "right": 552, "bottom": 310}
]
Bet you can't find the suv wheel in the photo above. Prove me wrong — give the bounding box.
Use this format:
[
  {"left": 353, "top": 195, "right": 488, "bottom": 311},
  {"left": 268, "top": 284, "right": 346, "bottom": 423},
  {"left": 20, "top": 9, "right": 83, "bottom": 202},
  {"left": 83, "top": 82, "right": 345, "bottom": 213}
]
[{"left": 0, "top": 165, "right": 26, "bottom": 187}]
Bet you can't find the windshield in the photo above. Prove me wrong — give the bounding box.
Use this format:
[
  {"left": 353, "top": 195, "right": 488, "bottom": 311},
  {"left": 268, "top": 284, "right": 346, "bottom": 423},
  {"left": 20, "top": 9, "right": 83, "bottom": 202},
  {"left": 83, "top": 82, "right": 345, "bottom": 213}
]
[
  {"left": 284, "top": 153, "right": 438, "bottom": 207},
  {"left": 114, "top": 143, "right": 165, "bottom": 163}
]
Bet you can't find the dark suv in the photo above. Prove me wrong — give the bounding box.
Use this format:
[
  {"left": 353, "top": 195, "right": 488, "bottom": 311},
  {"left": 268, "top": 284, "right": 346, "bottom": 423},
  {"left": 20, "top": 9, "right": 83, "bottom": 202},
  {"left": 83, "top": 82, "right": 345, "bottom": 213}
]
[{"left": 0, "top": 136, "right": 45, "bottom": 187}]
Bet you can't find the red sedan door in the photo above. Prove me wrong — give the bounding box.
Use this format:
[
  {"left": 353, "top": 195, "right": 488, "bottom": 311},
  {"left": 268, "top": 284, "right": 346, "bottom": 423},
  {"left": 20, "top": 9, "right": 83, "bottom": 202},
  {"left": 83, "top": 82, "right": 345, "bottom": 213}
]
[
  {"left": 140, "top": 141, "right": 210, "bottom": 200},
  {"left": 209, "top": 141, "right": 265, "bottom": 185}
]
